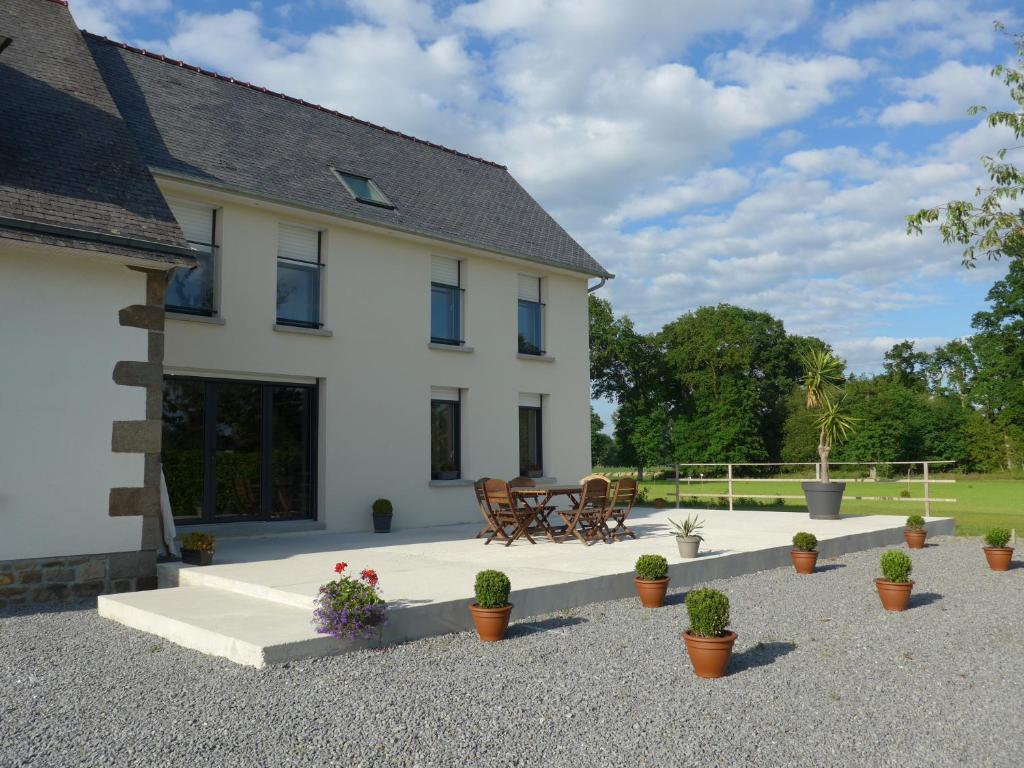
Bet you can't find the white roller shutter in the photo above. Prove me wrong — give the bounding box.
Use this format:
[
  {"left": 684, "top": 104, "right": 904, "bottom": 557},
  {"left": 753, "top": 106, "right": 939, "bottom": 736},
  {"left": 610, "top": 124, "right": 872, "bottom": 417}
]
[
  {"left": 431, "top": 256, "right": 459, "bottom": 286},
  {"left": 431, "top": 386, "right": 460, "bottom": 402},
  {"left": 517, "top": 274, "right": 540, "bottom": 302},
  {"left": 519, "top": 393, "right": 542, "bottom": 408},
  {"left": 278, "top": 223, "right": 320, "bottom": 263},
  {"left": 169, "top": 202, "right": 214, "bottom": 246}
]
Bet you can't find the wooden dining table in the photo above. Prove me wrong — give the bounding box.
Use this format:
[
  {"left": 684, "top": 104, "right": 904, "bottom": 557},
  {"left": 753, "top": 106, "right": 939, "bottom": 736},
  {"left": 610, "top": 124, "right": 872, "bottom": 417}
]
[{"left": 510, "top": 484, "right": 582, "bottom": 542}]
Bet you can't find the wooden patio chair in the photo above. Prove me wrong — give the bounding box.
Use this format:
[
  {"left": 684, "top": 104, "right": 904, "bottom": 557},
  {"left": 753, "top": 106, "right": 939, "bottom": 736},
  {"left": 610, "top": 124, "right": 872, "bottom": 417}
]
[
  {"left": 558, "top": 475, "right": 612, "bottom": 545},
  {"left": 483, "top": 478, "right": 537, "bottom": 546},
  {"left": 474, "top": 478, "right": 498, "bottom": 539},
  {"left": 606, "top": 477, "right": 638, "bottom": 540}
]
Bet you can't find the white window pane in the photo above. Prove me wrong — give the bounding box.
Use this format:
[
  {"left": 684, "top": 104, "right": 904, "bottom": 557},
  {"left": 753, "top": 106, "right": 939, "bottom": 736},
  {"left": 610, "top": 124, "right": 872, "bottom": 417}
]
[
  {"left": 278, "top": 224, "right": 319, "bottom": 263},
  {"left": 517, "top": 274, "right": 540, "bottom": 301},
  {"left": 169, "top": 202, "right": 214, "bottom": 246},
  {"left": 519, "top": 393, "right": 541, "bottom": 408},
  {"left": 430, "top": 386, "right": 460, "bottom": 402},
  {"left": 431, "top": 256, "right": 459, "bottom": 286}
]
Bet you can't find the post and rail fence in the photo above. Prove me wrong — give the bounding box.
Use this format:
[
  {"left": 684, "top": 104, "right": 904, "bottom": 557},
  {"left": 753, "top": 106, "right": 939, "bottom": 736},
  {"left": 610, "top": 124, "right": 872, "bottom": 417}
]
[{"left": 600, "top": 460, "right": 957, "bottom": 518}]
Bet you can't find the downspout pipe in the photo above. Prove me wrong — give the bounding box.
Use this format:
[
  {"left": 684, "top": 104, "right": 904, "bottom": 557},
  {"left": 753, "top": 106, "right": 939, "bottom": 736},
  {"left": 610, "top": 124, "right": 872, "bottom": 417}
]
[{"left": 587, "top": 276, "right": 609, "bottom": 293}]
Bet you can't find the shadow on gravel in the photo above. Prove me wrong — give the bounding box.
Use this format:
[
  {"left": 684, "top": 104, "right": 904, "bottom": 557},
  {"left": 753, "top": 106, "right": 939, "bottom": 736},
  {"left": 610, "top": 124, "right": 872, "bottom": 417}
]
[
  {"left": 506, "top": 616, "right": 587, "bottom": 638},
  {"left": 663, "top": 592, "right": 688, "bottom": 607},
  {"left": 908, "top": 591, "right": 943, "bottom": 609},
  {"left": 729, "top": 641, "right": 797, "bottom": 673},
  {"left": 813, "top": 563, "right": 847, "bottom": 573}
]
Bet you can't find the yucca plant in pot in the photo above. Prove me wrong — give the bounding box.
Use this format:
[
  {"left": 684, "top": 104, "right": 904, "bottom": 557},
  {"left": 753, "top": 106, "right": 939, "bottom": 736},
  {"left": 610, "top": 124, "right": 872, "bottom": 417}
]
[
  {"left": 371, "top": 498, "right": 393, "bottom": 533},
  {"left": 669, "top": 514, "right": 705, "bottom": 559},
  {"left": 904, "top": 514, "right": 927, "bottom": 549},
  {"left": 799, "top": 349, "right": 857, "bottom": 520},
  {"left": 633, "top": 554, "right": 670, "bottom": 608},
  {"left": 790, "top": 532, "right": 818, "bottom": 574},
  {"left": 876, "top": 549, "right": 914, "bottom": 611},
  {"left": 982, "top": 527, "right": 1014, "bottom": 571},
  {"left": 180, "top": 532, "right": 215, "bottom": 566},
  {"left": 469, "top": 570, "right": 512, "bottom": 641},
  {"left": 682, "top": 588, "right": 736, "bottom": 679}
]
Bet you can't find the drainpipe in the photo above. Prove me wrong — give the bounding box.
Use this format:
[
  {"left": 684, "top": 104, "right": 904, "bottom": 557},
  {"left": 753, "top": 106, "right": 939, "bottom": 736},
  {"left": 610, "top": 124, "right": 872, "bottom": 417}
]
[{"left": 587, "top": 277, "right": 608, "bottom": 293}]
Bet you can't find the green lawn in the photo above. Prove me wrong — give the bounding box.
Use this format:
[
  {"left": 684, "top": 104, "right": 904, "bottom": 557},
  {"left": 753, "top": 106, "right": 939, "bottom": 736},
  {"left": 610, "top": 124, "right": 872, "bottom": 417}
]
[{"left": 606, "top": 472, "right": 1022, "bottom": 536}]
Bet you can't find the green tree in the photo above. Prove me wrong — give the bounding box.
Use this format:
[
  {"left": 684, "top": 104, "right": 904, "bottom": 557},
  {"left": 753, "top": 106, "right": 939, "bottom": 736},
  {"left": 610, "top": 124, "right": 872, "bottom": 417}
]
[
  {"left": 590, "top": 407, "right": 614, "bottom": 467},
  {"left": 883, "top": 340, "right": 929, "bottom": 390}
]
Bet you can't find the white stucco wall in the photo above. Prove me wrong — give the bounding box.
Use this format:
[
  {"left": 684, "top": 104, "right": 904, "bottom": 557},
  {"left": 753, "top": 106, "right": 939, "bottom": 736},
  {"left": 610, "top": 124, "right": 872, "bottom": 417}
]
[
  {"left": 161, "top": 182, "right": 594, "bottom": 531},
  {"left": 0, "top": 244, "right": 146, "bottom": 560}
]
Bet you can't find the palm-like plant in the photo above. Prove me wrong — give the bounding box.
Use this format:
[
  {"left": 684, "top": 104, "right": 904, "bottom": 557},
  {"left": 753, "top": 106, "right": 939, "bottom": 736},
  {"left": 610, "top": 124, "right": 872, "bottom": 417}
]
[{"left": 801, "top": 349, "right": 856, "bottom": 483}]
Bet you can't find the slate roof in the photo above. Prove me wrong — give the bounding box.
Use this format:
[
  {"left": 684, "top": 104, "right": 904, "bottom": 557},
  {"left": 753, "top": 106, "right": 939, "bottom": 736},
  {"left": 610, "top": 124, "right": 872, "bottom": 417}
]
[
  {"left": 84, "top": 34, "right": 610, "bottom": 278},
  {"left": 0, "top": 0, "right": 192, "bottom": 265}
]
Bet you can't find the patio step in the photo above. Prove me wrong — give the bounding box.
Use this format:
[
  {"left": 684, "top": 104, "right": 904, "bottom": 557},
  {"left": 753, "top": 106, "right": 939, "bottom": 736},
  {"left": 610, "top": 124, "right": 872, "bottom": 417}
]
[{"left": 97, "top": 585, "right": 362, "bottom": 667}]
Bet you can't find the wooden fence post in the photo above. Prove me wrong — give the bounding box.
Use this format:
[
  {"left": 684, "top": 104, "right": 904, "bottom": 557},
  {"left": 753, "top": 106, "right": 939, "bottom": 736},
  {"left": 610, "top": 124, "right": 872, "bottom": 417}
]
[
  {"left": 727, "top": 463, "right": 734, "bottom": 512},
  {"left": 923, "top": 461, "right": 931, "bottom": 519},
  {"left": 675, "top": 463, "right": 680, "bottom": 510}
]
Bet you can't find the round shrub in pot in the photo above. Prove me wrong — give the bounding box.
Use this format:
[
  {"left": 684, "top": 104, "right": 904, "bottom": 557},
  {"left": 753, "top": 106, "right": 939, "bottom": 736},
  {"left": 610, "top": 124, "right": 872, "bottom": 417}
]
[
  {"left": 372, "top": 498, "right": 393, "bottom": 533},
  {"left": 469, "top": 570, "right": 512, "bottom": 641},
  {"left": 790, "top": 531, "right": 818, "bottom": 574},
  {"left": 904, "top": 514, "right": 926, "bottom": 549},
  {"left": 982, "top": 527, "right": 1013, "bottom": 571},
  {"left": 180, "top": 532, "right": 215, "bottom": 566},
  {"left": 633, "top": 554, "right": 670, "bottom": 608},
  {"left": 876, "top": 549, "right": 914, "bottom": 611},
  {"left": 682, "top": 588, "right": 736, "bottom": 678}
]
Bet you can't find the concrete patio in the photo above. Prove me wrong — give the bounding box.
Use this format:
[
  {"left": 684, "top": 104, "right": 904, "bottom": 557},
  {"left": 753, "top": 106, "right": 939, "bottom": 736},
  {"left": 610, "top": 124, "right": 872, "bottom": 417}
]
[{"left": 98, "top": 507, "right": 954, "bottom": 666}]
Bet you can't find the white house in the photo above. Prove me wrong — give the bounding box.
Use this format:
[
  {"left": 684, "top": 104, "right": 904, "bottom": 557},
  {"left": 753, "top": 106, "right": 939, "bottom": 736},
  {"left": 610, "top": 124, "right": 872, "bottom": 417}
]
[{"left": 0, "top": 0, "right": 610, "bottom": 605}]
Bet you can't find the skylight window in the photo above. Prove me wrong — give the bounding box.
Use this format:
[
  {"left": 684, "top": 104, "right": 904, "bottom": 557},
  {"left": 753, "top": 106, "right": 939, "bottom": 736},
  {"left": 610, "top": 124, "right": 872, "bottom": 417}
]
[{"left": 332, "top": 169, "right": 394, "bottom": 209}]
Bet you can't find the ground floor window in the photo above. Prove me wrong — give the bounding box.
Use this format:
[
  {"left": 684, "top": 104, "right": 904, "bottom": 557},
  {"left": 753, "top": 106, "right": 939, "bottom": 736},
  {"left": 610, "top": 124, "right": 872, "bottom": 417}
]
[
  {"left": 163, "top": 376, "right": 316, "bottom": 523},
  {"left": 430, "top": 387, "right": 461, "bottom": 480},
  {"left": 519, "top": 397, "right": 542, "bottom": 477}
]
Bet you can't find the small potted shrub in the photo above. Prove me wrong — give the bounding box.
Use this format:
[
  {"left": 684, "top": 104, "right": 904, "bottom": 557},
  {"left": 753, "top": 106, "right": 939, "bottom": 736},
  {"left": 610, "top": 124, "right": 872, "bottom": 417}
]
[
  {"left": 876, "top": 549, "right": 914, "bottom": 611},
  {"left": 469, "top": 570, "right": 512, "bottom": 641},
  {"left": 682, "top": 588, "right": 736, "bottom": 679},
  {"left": 654, "top": 497, "right": 665, "bottom": 509},
  {"left": 982, "top": 527, "right": 1014, "bottom": 571},
  {"left": 312, "top": 562, "right": 387, "bottom": 640},
  {"left": 904, "top": 514, "right": 926, "bottom": 549},
  {"left": 669, "top": 514, "right": 705, "bottom": 558},
  {"left": 790, "top": 532, "right": 818, "bottom": 574},
  {"left": 436, "top": 461, "right": 459, "bottom": 481},
  {"left": 180, "top": 532, "right": 215, "bottom": 566},
  {"left": 634, "top": 554, "right": 670, "bottom": 608},
  {"left": 372, "top": 498, "right": 393, "bottom": 533}
]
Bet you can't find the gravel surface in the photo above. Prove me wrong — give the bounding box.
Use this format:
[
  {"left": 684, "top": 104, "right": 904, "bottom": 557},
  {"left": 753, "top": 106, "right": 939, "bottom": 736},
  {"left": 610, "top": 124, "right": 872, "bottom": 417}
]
[{"left": 1, "top": 535, "right": 1021, "bottom": 768}]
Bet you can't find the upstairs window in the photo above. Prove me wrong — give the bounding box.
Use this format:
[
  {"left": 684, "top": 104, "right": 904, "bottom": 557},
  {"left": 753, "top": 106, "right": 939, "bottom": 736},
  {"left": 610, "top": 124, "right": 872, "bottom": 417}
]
[
  {"left": 519, "top": 394, "right": 543, "bottom": 477},
  {"left": 430, "top": 387, "right": 461, "bottom": 480},
  {"left": 430, "top": 256, "right": 463, "bottom": 345},
  {"left": 167, "top": 202, "right": 216, "bottom": 316},
  {"left": 517, "top": 275, "right": 544, "bottom": 355},
  {"left": 333, "top": 169, "right": 394, "bottom": 209},
  {"left": 277, "top": 224, "right": 323, "bottom": 328}
]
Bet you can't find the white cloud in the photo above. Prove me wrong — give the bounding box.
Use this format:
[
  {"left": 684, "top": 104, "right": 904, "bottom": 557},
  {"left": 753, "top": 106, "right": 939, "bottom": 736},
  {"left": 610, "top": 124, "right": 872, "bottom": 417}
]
[
  {"left": 70, "top": 0, "right": 171, "bottom": 37},
  {"left": 879, "top": 60, "right": 1010, "bottom": 125},
  {"left": 834, "top": 336, "right": 951, "bottom": 374},
  {"left": 604, "top": 169, "right": 751, "bottom": 226}
]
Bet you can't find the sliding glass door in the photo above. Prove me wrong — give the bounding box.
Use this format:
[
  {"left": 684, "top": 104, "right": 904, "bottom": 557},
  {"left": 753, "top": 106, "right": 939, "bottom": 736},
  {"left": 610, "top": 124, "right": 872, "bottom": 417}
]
[{"left": 162, "top": 376, "right": 317, "bottom": 524}]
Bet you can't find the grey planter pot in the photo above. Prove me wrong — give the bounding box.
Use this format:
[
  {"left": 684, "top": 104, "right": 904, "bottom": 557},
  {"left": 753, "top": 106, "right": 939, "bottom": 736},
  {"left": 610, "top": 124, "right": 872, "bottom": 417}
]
[
  {"left": 372, "top": 514, "right": 393, "bottom": 533},
  {"left": 802, "top": 481, "right": 846, "bottom": 520},
  {"left": 181, "top": 549, "right": 213, "bottom": 566},
  {"left": 676, "top": 536, "right": 701, "bottom": 559}
]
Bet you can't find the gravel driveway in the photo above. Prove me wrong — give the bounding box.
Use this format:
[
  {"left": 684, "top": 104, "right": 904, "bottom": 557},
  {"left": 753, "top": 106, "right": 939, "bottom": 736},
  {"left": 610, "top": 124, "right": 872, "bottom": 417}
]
[{"left": 1, "top": 535, "right": 1021, "bottom": 767}]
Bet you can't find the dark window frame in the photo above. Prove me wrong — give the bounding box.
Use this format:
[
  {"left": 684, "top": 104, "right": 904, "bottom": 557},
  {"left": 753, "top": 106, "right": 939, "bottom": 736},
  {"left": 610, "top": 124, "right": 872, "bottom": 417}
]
[
  {"left": 332, "top": 168, "right": 396, "bottom": 210},
  {"left": 430, "top": 397, "right": 461, "bottom": 480},
  {"left": 430, "top": 259, "right": 464, "bottom": 346},
  {"left": 519, "top": 404, "right": 543, "bottom": 477},
  {"left": 166, "top": 208, "right": 217, "bottom": 317},
  {"left": 276, "top": 229, "right": 324, "bottom": 329},
  {"left": 517, "top": 298, "right": 545, "bottom": 355},
  {"left": 165, "top": 375, "right": 318, "bottom": 525}
]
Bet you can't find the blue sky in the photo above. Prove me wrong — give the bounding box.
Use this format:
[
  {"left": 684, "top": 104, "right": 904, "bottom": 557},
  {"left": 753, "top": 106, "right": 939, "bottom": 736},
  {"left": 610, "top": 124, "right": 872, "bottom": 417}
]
[{"left": 70, "top": 1, "right": 1017, "bottom": 426}]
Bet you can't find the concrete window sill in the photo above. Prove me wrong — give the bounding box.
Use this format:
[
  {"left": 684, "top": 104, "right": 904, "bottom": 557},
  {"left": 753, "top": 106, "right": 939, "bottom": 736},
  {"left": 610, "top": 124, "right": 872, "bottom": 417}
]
[
  {"left": 517, "top": 353, "right": 556, "bottom": 363},
  {"left": 429, "top": 342, "right": 474, "bottom": 353},
  {"left": 429, "top": 479, "right": 475, "bottom": 488},
  {"left": 167, "top": 312, "right": 226, "bottom": 325},
  {"left": 273, "top": 324, "right": 334, "bottom": 337}
]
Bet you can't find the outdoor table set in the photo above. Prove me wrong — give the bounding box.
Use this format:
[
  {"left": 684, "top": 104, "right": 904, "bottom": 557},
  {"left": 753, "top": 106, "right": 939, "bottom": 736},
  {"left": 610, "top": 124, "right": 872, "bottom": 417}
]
[{"left": 473, "top": 475, "right": 639, "bottom": 547}]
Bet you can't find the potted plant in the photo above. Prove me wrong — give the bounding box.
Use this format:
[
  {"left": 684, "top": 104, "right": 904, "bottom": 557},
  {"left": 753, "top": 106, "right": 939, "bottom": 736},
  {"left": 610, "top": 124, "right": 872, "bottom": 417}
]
[
  {"left": 654, "top": 497, "right": 665, "bottom": 509},
  {"left": 372, "top": 498, "right": 393, "bottom": 533},
  {"left": 904, "top": 514, "right": 927, "bottom": 549},
  {"left": 469, "top": 570, "right": 512, "bottom": 641},
  {"left": 312, "top": 562, "right": 388, "bottom": 640},
  {"left": 633, "top": 554, "right": 670, "bottom": 608},
  {"left": 876, "top": 549, "right": 914, "bottom": 611},
  {"left": 669, "top": 514, "right": 705, "bottom": 558},
  {"left": 180, "top": 532, "right": 215, "bottom": 566},
  {"left": 436, "top": 461, "right": 459, "bottom": 481},
  {"left": 682, "top": 587, "right": 736, "bottom": 679},
  {"left": 982, "top": 527, "right": 1014, "bottom": 571},
  {"left": 799, "top": 349, "right": 857, "bottom": 520},
  {"left": 790, "top": 532, "right": 818, "bottom": 574}
]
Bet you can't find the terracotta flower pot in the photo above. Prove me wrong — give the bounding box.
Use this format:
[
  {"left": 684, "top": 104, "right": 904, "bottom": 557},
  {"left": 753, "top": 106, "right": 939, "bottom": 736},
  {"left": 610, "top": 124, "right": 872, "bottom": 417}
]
[
  {"left": 983, "top": 547, "right": 1013, "bottom": 572},
  {"left": 469, "top": 603, "right": 512, "bottom": 641},
  {"left": 683, "top": 630, "right": 737, "bottom": 679},
  {"left": 790, "top": 549, "right": 818, "bottom": 574},
  {"left": 875, "top": 578, "right": 914, "bottom": 611},
  {"left": 634, "top": 576, "right": 669, "bottom": 608},
  {"left": 903, "top": 528, "right": 926, "bottom": 549}
]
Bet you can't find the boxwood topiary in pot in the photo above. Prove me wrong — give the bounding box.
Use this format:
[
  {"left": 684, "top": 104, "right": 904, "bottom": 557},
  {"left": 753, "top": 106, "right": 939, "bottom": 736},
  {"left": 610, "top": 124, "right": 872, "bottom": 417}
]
[
  {"left": 790, "top": 532, "right": 819, "bottom": 574},
  {"left": 371, "top": 498, "right": 393, "bottom": 533},
  {"left": 633, "top": 554, "right": 670, "bottom": 608},
  {"left": 982, "top": 527, "right": 1014, "bottom": 571},
  {"left": 682, "top": 587, "right": 736, "bottom": 678},
  {"left": 469, "top": 569, "right": 512, "bottom": 641},
  {"left": 180, "top": 532, "right": 215, "bottom": 566},
  {"left": 904, "top": 514, "right": 927, "bottom": 549},
  {"left": 876, "top": 549, "right": 914, "bottom": 611}
]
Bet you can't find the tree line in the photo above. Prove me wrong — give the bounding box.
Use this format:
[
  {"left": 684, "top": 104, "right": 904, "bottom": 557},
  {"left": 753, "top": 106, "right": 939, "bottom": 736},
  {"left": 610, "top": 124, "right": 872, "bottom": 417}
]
[{"left": 590, "top": 258, "right": 1024, "bottom": 475}]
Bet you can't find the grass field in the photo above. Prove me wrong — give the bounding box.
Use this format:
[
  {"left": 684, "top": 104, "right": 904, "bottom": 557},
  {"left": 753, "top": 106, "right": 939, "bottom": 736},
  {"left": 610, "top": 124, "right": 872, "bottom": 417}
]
[{"left": 596, "top": 470, "right": 1023, "bottom": 536}]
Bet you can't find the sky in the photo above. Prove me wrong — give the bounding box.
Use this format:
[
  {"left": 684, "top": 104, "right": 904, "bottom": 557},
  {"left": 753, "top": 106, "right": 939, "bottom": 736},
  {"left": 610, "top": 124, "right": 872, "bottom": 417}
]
[{"left": 69, "top": 0, "right": 1018, "bottom": 426}]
